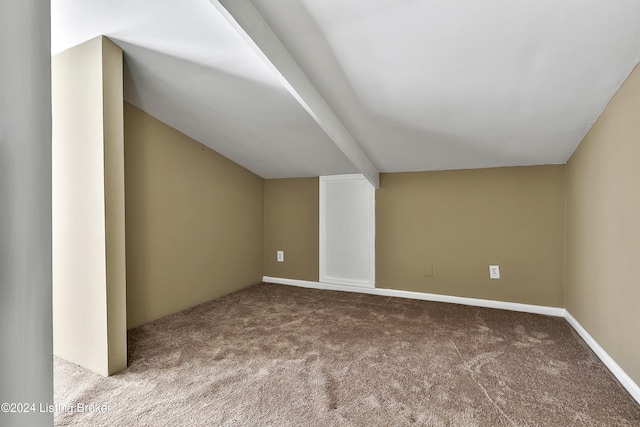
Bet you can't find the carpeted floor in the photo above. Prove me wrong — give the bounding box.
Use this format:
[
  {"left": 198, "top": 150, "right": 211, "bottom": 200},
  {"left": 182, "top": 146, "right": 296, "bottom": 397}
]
[{"left": 54, "top": 283, "right": 640, "bottom": 426}]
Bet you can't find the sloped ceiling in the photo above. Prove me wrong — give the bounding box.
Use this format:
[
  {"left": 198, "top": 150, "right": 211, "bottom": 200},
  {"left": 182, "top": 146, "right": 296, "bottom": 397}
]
[{"left": 51, "top": 0, "right": 640, "bottom": 180}]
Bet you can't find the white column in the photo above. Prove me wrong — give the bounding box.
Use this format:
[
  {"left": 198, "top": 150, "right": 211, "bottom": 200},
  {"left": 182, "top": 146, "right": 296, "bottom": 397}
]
[{"left": 52, "top": 37, "right": 127, "bottom": 377}]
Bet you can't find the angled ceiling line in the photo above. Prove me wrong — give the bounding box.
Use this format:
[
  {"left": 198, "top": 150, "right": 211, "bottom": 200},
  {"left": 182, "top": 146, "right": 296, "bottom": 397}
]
[{"left": 210, "top": 0, "right": 380, "bottom": 188}]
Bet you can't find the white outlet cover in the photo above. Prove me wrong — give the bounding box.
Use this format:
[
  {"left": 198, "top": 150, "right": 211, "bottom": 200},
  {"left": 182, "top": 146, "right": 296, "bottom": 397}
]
[
  {"left": 277, "top": 251, "right": 284, "bottom": 262},
  {"left": 489, "top": 265, "right": 500, "bottom": 279}
]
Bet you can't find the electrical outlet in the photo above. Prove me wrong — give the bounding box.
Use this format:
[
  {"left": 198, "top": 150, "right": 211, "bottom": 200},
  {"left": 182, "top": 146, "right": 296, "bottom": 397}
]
[
  {"left": 424, "top": 265, "right": 433, "bottom": 277},
  {"left": 489, "top": 265, "right": 500, "bottom": 279},
  {"left": 277, "top": 251, "right": 284, "bottom": 262}
]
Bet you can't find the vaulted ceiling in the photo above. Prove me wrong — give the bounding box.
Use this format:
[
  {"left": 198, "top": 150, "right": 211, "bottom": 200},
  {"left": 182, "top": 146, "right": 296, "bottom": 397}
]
[{"left": 52, "top": 0, "right": 640, "bottom": 185}]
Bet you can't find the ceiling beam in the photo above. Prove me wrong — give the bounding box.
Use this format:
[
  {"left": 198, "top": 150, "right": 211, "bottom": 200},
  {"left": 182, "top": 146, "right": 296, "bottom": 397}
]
[{"left": 210, "top": 0, "right": 380, "bottom": 188}]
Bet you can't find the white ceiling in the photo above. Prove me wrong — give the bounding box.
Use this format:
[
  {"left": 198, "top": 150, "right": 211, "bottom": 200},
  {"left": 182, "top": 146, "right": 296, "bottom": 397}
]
[{"left": 51, "top": 0, "right": 640, "bottom": 179}]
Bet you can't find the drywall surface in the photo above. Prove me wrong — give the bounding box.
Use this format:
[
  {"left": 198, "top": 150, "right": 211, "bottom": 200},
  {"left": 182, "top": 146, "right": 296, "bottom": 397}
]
[
  {"left": 53, "top": 1, "right": 640, "bottom": 177},
  {"left": 566, "top": 63, "right": 640, "bottom": 385},
  {"left": 263, "top": 167, "right": 565, "bottom": 308},
  {"left": 102, "top": 38, "right": 127, "bottom": 375},
  {"left": 0, "top": 1, "right": 53, "bottom": 426},
  {"left": 264, "top": 178, "right": 319, "bottom": 281},
  {"left": 52, "top": 36, "right": 126, "bottom": 376},
  {"left": 124, "top": 103, "right": 264, "bottom": 328},
  {"left": 376, "top": 166, "right": 566, "bottom": 307}
]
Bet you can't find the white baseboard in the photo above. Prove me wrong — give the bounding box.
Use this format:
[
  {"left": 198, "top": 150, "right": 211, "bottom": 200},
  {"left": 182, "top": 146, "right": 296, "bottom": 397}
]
[
  {"left": 565, "top": 311, "right": 640, "bottom": 404},
  {"left": 262, "top": 276, "right": 640, "bottom": 405},
  {"left": 262, "top": 276, "right": 565, "bottom": 317}
]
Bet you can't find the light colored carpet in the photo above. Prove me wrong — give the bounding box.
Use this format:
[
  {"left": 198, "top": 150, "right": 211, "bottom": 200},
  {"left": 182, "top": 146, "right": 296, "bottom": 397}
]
[{"left": 55, "top": 283, "right": 640, "bottom": 426}]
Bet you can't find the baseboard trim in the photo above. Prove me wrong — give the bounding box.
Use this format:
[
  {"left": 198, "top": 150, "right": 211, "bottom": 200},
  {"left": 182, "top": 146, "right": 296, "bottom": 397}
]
[
  {"left": 262, "top": 276, "right": 640, "bottom": 406},
  {"left": 262, "top": 276, "right": 565, "bottom": 317},
  {"left": 565, "top": 311, "right": 640, "bottom": 404}
]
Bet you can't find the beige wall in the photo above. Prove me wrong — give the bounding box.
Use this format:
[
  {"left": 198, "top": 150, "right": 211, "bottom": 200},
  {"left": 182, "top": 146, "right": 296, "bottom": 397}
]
[
  {"left": 124, "top": 103, "right": 264, "bottom": 328},
  {"left": 566, "top": 64, "right": 640, "bottom": 384},
  {"left": 103, "top": 39, "right": 128, "bottom": 375},
  {"left": 263, "top": 167, "right": 565, "bottom": 307},
  {"left": 52, "top": 37, "right": 127, "bottom": 376},
  {"left": 264, "top": 178, "right": 319, "bottom": 281},
  {"left": 376, "top": 166, "right": 566, "bottom": 306}
]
